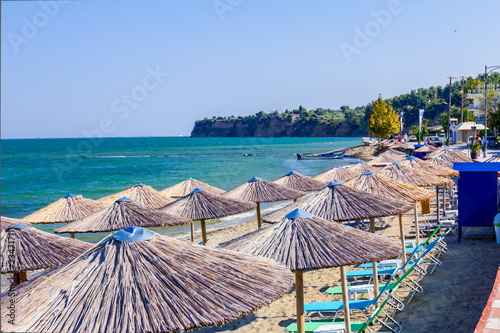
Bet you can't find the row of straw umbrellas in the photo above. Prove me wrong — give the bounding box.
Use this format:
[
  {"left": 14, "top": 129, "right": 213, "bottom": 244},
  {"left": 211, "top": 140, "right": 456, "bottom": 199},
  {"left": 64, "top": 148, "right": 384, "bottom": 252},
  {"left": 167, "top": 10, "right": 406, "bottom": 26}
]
[{"left": 1, "top": 145, "right": 467, "bottom": 332}]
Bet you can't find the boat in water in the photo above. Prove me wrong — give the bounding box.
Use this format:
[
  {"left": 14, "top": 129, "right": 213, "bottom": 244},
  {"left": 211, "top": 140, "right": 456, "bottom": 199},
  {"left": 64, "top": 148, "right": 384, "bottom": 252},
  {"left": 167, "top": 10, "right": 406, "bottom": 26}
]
[{"left": 297, "top": 150, "right": 345, "bottom": 160}]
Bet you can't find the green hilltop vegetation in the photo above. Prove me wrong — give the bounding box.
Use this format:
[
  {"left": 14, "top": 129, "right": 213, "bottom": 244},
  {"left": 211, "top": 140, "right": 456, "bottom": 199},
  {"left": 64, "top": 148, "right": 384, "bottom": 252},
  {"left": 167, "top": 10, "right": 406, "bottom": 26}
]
[{"left": 191, "top": 73, "right": 500, "bottom": 138}]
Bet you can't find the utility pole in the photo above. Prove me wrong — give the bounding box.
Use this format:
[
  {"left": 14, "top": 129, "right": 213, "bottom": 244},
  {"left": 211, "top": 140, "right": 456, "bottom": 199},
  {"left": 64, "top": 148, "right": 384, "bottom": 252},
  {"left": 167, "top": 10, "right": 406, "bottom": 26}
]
[
  {"left": 482, "top": 65, "right": 500, "bottom": 157},
  {"left": 484, "top": 66, "right": 488, "bottom": 157},
  {"left": 460, "top": 76, "right": 465, "bottom": 123},
  {"left": 447, "top": 77, "right": 458, "bottom": 146}
]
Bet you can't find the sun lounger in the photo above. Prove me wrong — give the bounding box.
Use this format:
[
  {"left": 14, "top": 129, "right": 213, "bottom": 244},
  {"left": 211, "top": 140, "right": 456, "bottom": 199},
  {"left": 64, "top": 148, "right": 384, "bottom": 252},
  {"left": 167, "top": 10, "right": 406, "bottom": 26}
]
[
  {"left": 285, "top": 290, "right": 402, "bottom": 332},
  {"left": 345, "top": 267, "right": 398, "bottom": 285},
  {"left": 325, "top": 246, "right": 428, "bottom": 303},
  {"left": 304, "top": 263, "right": 414, "bottom": 321}
]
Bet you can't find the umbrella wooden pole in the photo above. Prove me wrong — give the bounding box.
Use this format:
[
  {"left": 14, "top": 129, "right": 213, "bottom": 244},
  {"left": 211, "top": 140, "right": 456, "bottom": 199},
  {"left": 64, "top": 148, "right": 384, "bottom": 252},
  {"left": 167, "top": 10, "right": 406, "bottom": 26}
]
[
  {"left": 295, "top": 270, "right": 305, "bottom": 333},
  {"left": 294, "top": 198, "right": 297, "bottom": 203},
  {"left": 414, "top": 205, "right": 420, "bottom": 246},
  {"left": 340, "top": 266, "right": 352, "bottom": 333},
  {"left": 200, "top": 219, "right": 207, "bottom": 245},
  {"left": 436, "top": 186, "right": 440, "bottom": 225},
  {"left": 70, "top": 233, "right": 75, "bottom": 239},
  {"left": 369, "top": 217, "right": 379, "bottom": 298},
  {"left": 442, "top": 185, "right": 446, "bottom": 217},
  {"left": 256, "top": 202, "right": 262, "bottom": 229},
  {"left": 190, "top": 222, "right": 195, "bottom": 242},
  {"left": 399, "top": 214, "right": 406, "bottom": 265},
  {"left": 14, "top": 271, "right": 27, "bottom": 285}
]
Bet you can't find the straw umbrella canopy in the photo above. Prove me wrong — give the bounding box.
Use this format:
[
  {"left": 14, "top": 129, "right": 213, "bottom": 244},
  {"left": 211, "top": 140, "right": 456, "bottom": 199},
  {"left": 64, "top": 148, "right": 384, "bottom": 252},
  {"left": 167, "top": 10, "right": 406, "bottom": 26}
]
[
  {"left": 428, "top": 154, "right": 457, "bottom": 168},
  {"left": 379, "top": 149, "right": 408, "bottom": 159},
  {"left": 401, "top": 156, "right": 459, "bottom": 177},
  {"left": 1, "top": 226, "right": 294, "bottom": 333},
  {"left": 223, "top": 177, "right": 306, "bottom": 229},
  {"left": 262, "top": 180, "right": 414, "bottom": 224},
  {"left": 378, "top": 162, "right": 454, "bottom": 229},
  {"left": 344, "top": 170, "right": 436, "bottom": 257},
  {"left": 378, "top": 139, "right": 408, "bottom": 150},
  {"left": 378, "top": 162, "right": 453, "bottom": 187},
  {"left": 415, "top": 144, "right": 436, "bottom": 153},
  {"left": 219, "top": 209, "right": 402, "bottom": 333},
  {"left": 159, "top": 188, "right": 256, "bottom": 244},
  {"left": 313, "top": 166, "right": 358, "bottom": 183},
  {"left": 1, "top": 223, "right": 91, "bottom": 284},
  {"left": 161, "top": 177, "right": 225, "bottom": 198},
  {"left": 272, "top": 170, "right": 328, "bottom": 192},
  {"left": 401, "top": 156, "right": 460, "bottom": 221},
  {"left": 1, "top": 216, "right": 31, "bottom": 230},
  {"left": 54, "top": 197, "right": 192, "bottom": 235},
  {"left": 97, "top": 184, "right": 174, "bottom": 209},
  {"left": 367, "top": 154, "right": 401, "bottom": 166},
  {"left": 22, "top": 194, "right": 106, "bottom": 225},
  {"left": 425, "top": 147, "right": 472, "bottom": 162},
  {"left": 344, "top": 162, "right": 376, "bottom": 175}
]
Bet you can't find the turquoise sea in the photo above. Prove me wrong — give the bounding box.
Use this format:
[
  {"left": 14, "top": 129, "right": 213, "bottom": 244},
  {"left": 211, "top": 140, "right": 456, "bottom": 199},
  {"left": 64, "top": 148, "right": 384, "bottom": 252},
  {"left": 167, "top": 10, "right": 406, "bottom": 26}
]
[{"left": 1, "top": 137, "right": 362, "bottom": 242}]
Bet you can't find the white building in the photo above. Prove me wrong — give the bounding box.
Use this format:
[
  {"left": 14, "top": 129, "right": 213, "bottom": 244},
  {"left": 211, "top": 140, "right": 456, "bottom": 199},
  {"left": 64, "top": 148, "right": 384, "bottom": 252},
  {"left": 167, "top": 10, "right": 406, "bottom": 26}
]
[{"left": 452, "top": 121, "right": 486, "bottom": 143}]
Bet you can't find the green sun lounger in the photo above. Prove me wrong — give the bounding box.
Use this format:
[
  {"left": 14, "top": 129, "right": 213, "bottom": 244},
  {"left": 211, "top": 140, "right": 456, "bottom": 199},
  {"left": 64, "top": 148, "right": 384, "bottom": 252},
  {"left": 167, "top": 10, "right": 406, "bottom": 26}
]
[{"left": 286, "top": 282, "right": 402, "bottom": 332}]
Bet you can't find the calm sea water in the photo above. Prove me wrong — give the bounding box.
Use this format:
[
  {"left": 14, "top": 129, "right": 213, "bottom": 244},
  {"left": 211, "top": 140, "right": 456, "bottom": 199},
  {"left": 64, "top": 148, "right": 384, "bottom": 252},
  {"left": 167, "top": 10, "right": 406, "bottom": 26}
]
[{"left": 1, "top": 136, "right": 362, "bottom": 242}]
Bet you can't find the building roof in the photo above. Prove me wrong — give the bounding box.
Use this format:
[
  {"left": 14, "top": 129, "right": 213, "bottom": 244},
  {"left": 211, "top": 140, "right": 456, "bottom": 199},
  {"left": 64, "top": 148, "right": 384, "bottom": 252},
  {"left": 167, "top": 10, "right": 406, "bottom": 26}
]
[{"left": 455, "top": 122, "right": 486, "bottom": 131}]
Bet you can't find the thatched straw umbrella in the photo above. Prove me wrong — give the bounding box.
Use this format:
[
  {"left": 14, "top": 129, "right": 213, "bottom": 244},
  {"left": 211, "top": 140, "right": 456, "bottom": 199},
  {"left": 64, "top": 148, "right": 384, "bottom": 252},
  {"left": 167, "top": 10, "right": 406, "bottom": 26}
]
[
  {"left": 54, "top": 197, "right": 192, "bottom": 235},
  {"left": 223, "top": 177, "right": 305, "bottom": 229},
  {"left": 262, "top": 180, "right": 414, "bottom": 224},
  {"left": 367, "top": 154, "right": 400, "bottom": 166},
  {"left": 1, "top": 226, "right": 294, "bottom": 333},
  {"left": 380, "top": 149, "right": 408, "bottom": 159},
  {"left": 415, "top": 144, "right": 437, "bottom": 153},
  {"left": 401, "top": 156, "right": 459, "bottom": 177},
  {"left": 261, "top": 180, "right": 413, "bottom": 298},
  {"left": 344, "top": 170, "right": 436, "bottom": 255},
  {"left": 428, "top": 155, "right": 455, "bottom": 168},
  {"left": 378, "top": 139, "right": 408, "bottom": 150},
  {"left": 378, "top": 162, "right": 453, "bottom": 188},
  {"left": 401, "top": 156, "right": 460, "bottom": 217},
  {"left": 344, "top": 162, "right": 376, "bottom": 175},
  {"left": 161, "top": 177, "right": 225, "bottom": 198},
  {"left": 378, "top": 162, "right": 454, "bottom": 228},
  {"left": 313, "top": 166, "right": 358, "bottom": 183},
  {"left": 160, "top": 188, "right": 256, "bottom": 244},
  {"left": 22, "top": 194, "right": 106, "bottom": 225},
  {"left": 425, "top": 147, "right": 472, "bottom": 162},
  {"left": 219, "top": 209, "right": 401, "bottom": 333},
  {"left": 272, "top": 170, "right": 328, "bottom": 192},
  {"left": 21, "top": 194, "right": 106, "bottom": 238},
  {"left": 97, "top": 184, "right": 174, "bottom": 209},
  {"left": 1, "top": 216, "right": 31, "bottom": 230},
  {"left": 1, "top": 223, "right": 91, "bottom": 285}
]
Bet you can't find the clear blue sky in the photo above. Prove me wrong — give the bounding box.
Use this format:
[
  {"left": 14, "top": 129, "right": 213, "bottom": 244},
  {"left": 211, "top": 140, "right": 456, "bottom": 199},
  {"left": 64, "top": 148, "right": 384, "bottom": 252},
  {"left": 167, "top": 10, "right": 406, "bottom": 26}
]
[{"left": 2, "top": 0, "right": 499, "bottom": 139}]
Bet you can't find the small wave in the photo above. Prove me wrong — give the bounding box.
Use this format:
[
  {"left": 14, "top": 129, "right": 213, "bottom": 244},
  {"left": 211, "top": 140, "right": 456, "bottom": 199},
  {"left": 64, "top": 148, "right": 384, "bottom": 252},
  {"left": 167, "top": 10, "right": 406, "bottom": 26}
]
[{"left": 82, "top": 155, "right": 170, "bottom": 159}]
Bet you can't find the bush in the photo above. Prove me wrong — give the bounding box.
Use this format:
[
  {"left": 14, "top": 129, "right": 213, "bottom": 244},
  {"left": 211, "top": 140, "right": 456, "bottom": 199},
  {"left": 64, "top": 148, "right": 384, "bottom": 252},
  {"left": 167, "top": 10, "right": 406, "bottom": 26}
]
[{"left": 471, "top": 142, "right": 482, "bottom": 153}]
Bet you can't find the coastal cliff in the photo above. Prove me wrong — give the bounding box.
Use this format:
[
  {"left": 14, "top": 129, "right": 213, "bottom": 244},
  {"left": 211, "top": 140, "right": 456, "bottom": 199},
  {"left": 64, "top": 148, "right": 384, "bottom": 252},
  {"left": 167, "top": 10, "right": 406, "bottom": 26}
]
[{"left": 191, "top": 115, "right": 369, "bottom": 138}]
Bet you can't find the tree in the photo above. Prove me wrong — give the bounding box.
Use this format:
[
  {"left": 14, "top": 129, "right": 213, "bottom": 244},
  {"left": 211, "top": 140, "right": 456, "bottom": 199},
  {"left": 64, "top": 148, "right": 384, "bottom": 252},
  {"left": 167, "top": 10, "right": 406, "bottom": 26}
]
[{"left": 367, "top": 95, "right": 400, "bottom": 138}]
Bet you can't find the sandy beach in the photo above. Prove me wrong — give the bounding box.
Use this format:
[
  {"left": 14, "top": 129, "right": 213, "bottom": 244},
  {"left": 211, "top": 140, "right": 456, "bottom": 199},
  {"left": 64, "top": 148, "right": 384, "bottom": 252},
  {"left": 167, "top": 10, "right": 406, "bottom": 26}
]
[{"left": 191, "top": 213, "right": 499, "bottom": 332}]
